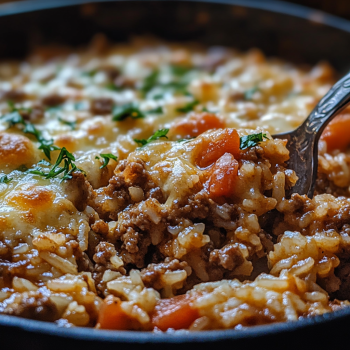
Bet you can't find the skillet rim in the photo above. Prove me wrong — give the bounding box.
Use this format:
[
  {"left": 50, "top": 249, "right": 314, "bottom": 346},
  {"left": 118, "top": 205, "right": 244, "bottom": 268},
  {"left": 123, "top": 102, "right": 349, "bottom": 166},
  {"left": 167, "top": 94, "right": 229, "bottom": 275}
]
[{"left": 0, "top": 0, "right": 350, "bottom": 343}]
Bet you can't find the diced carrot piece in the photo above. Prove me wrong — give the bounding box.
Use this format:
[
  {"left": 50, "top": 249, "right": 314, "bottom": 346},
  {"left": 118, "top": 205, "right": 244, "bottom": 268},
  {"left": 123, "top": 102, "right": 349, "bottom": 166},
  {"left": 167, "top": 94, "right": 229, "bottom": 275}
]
[
  {"left": 197, "top": 128, "right": 240, "bottom": 168},
  {"left": 208, "top": 153, "right": 239, "bottom": 198},
  {"left": 321, "top": 113, "right": 350, "bottom": 152},
  {"left": 151, "top": 294, "right": 199, "bottom": 331},
  {"left": 97, "top": 295, "right": 133, "bottom": 330},
  {"left": 171, "top": 112, "right": 225, "bottom": 138}
]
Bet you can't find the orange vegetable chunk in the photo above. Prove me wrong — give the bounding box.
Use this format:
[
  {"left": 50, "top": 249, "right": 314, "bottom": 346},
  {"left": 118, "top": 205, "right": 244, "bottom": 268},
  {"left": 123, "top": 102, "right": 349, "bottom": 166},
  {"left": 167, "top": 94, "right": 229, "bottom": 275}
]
[
  {"left": 208, "top": 152, "right": 239, "bottom": 198},
  {"left": 171, "top": 112, "right": 225, "bottom": 138},
  {"left": 97, "top": 295, "right": 133, "bottom": 330},
  {"left": 197, "top": 128, "right": 240, "bottom": 168},
  {"left": 321, "top": 113, "right": 350, "bottom": 152},
  {"left": 151, "top": 294, "right": 199, "bottom": 331}
]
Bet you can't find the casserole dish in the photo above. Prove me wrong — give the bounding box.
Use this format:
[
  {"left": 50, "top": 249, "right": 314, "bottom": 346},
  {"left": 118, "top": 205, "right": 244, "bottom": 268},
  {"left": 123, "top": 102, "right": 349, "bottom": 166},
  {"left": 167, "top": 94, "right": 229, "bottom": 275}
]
[{"left": 1, "top": 0, "right": 350, "bottom": 349}]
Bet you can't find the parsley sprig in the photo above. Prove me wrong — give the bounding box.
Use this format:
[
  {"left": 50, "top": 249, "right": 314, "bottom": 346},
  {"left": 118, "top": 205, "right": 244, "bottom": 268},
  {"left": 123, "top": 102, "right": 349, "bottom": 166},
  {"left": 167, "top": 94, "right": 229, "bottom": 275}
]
[
  {"left": 176, "top": 100, "right": 199, "bottom": 113},
  {"left": 27, "top": 148, "right": 83, "bottom": 182},
  {"left": 58, "top": 117, "right": 76, "bottom": 130},
  {"left": 139, "top": 65, "right": 196, "bottom": 99},
  {"left": 95, "top": 153, "right": 118, "bottom": 169},
  {"left": 0, "top": 174, "right": 12, "bottom": 184},
  {"left": 1, "top": 103, "right": 82, "bottom": 182},
  {"left": 112, "top": 103, "right": 145, "bottom": 121},
  {"left": 240, "top": 132, "right": 269, "bottom": 150},
  {"left": 0, "top": 111, "right": 59, "bottom": 160},
  {"left": 134, "top": 129, "right": 169, "bottom": 147}
]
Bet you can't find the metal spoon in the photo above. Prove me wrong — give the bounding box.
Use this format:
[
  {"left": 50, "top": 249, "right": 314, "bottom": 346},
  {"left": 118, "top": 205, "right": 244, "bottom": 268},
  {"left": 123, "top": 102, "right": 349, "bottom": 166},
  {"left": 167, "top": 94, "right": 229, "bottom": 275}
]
[{"left": 273, "top": 71, "right": 350, "bottom": 198}]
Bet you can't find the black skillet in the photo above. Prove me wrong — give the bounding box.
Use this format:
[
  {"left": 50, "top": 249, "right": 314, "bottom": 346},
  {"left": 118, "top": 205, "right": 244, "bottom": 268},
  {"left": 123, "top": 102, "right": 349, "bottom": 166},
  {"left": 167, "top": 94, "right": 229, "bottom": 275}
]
[{"left": 1, "top": 1, "right": 350, "bottom": 349}]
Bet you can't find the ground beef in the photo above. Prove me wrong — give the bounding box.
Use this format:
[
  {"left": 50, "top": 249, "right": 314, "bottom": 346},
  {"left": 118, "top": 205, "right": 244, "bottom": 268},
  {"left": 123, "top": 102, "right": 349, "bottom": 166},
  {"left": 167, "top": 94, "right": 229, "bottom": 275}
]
[
  {"left": 209, "top": 243, "right": 245, "bottom": 270},
  {"left": 140, "top": 257, "right": 189, "bottom": 291},
  {"left": 315, "top": 173, "right": 350, "bottom": 197},
  {"left": 0, "top": 293, "right": 59, "bottom": 322},
  {"left": 90, "top": 98, "right": 113, "bottom": 115},
  {"left": 0, "top": 89, "right": 26, "bottom": 102},
  {"left": 91, "top": 220, "right": 109, "bottom": 237},
  {"left": 167, "top": 190, "right": 211, "bottom": 224},
  {"left": 92, "top": 242, "right": 125, "bottom": 296},
  {"left": 93, "top": 242, "right": 117, "bottom": 265},
  {"left": 41, "top": 93, "right": 65, "bottom": 107},
  {"left": 76, "top": 252, "right": 94, "bottom": 273},
  {"left": 64, "top": 171, "right": 93, "bottom": 211},
  {"left": 332, "top": 262, "right": 350, "bottom": 300}
]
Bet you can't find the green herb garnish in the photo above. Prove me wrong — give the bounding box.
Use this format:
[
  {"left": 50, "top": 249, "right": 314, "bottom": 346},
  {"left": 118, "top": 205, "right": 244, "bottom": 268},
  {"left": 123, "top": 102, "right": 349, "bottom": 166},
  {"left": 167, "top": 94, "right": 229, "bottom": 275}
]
[
  {"left": 146, "top": 106, "right": 163, "bottom": 114},
  {"left": 1, "top": 111, "right": 24, "bottom": 127},
  {"left": 105, "top": 83, "right": 123, "bottom": 91},
  {"left": 169, "top": 65, "right": 194, "bottom": 76},
  {"left": 239, "top": 132, "right": 269, "bottom": 150},
  {"left": 176, "top": 100, "right": 199, "bottom": 113},
  {"left": 139, "top": 70, "right": 160, "bottom": 95},
  {"left": 27, "top": 148, "right": 83, "bottom": 182},
  {"left": 244, "top": 86, "right": 259, "bottom": 100},
  {"left": 46, "top": 105, "right": 63, "bottom": 112},
  {"left": 58, "top": 117, "right": 76, "bottom": 130},
  {"left": 112, "top": 103, "right": 145, "bottom": 121},
  {"left": 139, "top": 68, "right": 193, "bottom": 99},
  {"left": 0, "top": 111, "right": 59, "bottom": 160},
  {"left": 98, "top": 153, "right": 118, "bottom": 169},
  {"left": 7, "top": 101, "right": 32, "bottom": 114},
  {"left": 82, "top": 69, "right": 97, "bottom": 77},
  {"left": 0, "top": 174, "right": 12, "bottom": 184},
  {"left": 134, "top": 128, "right": 169, "bottom": 147}
]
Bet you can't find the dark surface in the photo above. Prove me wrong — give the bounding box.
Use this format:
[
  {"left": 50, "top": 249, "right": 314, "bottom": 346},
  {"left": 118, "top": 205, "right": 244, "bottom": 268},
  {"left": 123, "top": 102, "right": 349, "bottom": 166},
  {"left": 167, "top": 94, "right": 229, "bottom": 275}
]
[
  {"left": 1, "top": 0, "right": 350, "bottom": 73},
  {"left": 1, "top": 1, "right": 350, "bottom": 349}
]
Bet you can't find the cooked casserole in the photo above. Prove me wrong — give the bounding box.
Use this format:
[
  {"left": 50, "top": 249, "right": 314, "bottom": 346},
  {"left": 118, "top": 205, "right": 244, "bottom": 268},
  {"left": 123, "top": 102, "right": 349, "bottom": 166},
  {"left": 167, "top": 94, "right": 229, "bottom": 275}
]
[{"left": 0, "top": 37, "right": 350, "bottom": 330}]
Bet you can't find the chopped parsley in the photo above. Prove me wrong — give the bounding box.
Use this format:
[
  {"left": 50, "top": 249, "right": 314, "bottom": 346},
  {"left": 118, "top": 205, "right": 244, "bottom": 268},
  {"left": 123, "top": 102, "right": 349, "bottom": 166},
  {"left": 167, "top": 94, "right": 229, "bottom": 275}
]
[
  {"left": 239, "top": 132, "right": 269, "bottom": 150},
  {"left": 176, "top": 100, "right": 199, "bottom": 113},
  {"left": 46, "top": 105, "right": 63, "bottom": 113},
  {"left": 139, "top": 70, "right": 160, "bottom": 95},
  {"left": 58, "top": 117, "right": 76, "bottom": 130},
  {"left": 146, "top": 106, "right": 163, "bottom": 114},
  {"left": 1, "top": 111, "right": 24, "bottom": 127},
  {"left": 134, "top": 128, "right": 169, "bottom": 147},
  {"left": 7, "top": 101, "right": 32, "bottom": 114},
  {"left": 244, "top": 86, "right": 259, "bottom": 100},
  {"left": 97, "top": 153, "right": 118, "bottom": 169},
  {"left": 27, "top": 148, "right": 83, "bottom": 182},
  {"left": 0, "top": 111, "right": 59, "bottom": 160},
  {"left": 82, "top": 69, "right": 97, "bottom": 77},
  {"left": 0, "top": 174, "right": 12, "bottom": 184},
  {"left": 169, "top": 64, "right": 195, "bottom": 76},
  {"left": 105, "top": 83, "right": 123, "bottom": 91},
  {"left": 139, "top": 67, "right": 195, "bottom": 99},
  {"left": 112, "top": 103, "right": 145, "bottom": 121}
]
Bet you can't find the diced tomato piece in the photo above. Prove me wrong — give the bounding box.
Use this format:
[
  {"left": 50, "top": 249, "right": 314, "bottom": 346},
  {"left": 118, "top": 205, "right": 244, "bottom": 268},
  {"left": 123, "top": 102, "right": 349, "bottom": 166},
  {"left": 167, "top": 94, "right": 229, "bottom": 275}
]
[
  {"left": 321, "top": 113, "right": 350, "bottom": 152},
  {"left": 97, "top": 295, "right": 133, "bottom": 330},
  {"left": 151, "top": 294, "right": 199, "bottom": 331},
  {"left": 171, "top": 112, "right": 225, "bottom": 138},
  {"left": 208, "top": 153, "right": 239, "bottom": 198},
  {"left": 197, "top": 128, "right": 240, "bottom": 168}
]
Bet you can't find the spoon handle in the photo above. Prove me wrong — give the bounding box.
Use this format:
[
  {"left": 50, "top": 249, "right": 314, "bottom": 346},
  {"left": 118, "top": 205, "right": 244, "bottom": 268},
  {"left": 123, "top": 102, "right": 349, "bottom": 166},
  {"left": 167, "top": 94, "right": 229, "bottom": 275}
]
[
  {"left": 276, "top": 71, "right": 350, "bottom": 198},
  {"left": 302, "top": 70, "right": 350, "bottom": 136}
]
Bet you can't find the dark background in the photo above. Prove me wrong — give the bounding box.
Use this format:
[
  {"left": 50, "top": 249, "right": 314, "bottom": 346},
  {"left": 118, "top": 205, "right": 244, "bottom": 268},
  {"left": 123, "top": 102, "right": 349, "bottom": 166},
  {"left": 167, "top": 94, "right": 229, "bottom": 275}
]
[
  {"left": 1, "top": 0, "right": 350, "bottom": 20},
  {"left": 286, "top": 0, "right": 350, "bottom": 19}
]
